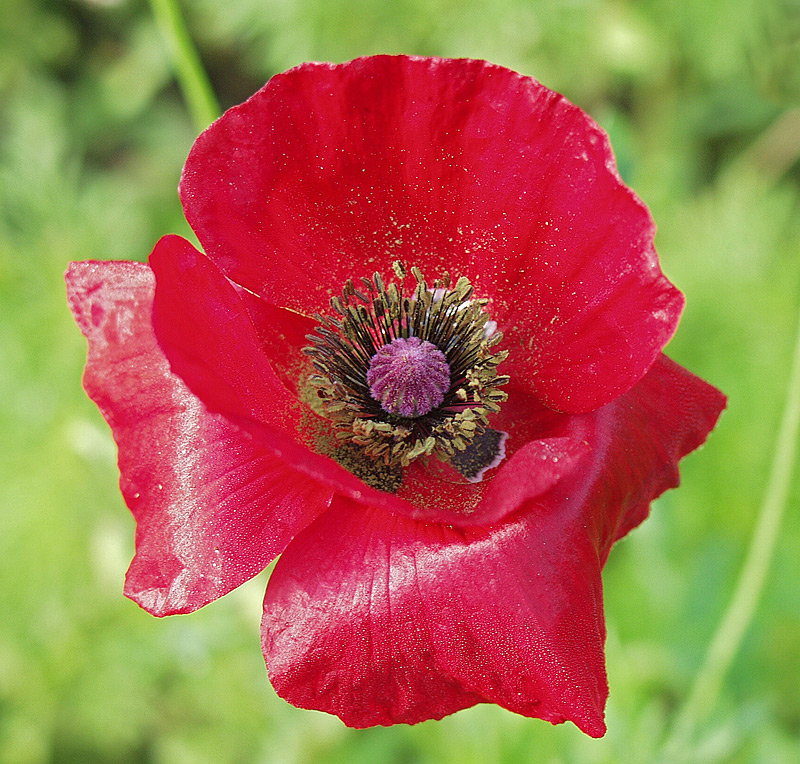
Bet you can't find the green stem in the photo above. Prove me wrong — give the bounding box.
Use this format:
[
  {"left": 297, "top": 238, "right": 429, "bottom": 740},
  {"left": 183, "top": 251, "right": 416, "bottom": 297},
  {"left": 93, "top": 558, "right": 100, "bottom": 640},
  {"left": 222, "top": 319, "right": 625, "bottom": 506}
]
[
  {"left": 149, "top": 0, "right": 221, "bottom": 132},
  {"left": 660, "top": 295, "right": 800, "bottom": 761}
]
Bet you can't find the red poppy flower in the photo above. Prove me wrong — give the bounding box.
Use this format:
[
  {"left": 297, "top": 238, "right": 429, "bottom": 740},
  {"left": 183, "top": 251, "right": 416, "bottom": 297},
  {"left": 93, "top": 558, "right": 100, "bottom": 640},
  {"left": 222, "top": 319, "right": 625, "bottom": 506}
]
[{"left": 66, "top": 55, "right": 725, "bottom": 736}]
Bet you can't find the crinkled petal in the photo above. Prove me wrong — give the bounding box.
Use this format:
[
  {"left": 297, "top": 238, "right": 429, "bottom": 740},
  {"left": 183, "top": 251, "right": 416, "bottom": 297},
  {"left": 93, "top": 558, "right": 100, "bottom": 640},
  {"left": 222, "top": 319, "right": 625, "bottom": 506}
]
[
  {"left": 262, "top": 497, "right": 607, "bottom": 735},
  {"left": 548, "top": 354, "right": 727, "bottom": 560},
  {"left": 181, "top": 55, "right": 682, "bottom": 412},
  {"left": 66, "top": 260, "right": 333, "bottom": 615},
  {"left": 260, "top": 354, "right": 725, "bottom": 731},
  {"left": 149, "top": 235, "right": 302, "bottom": 433},
  {"left": 500, "top": 354, "right": 726, "bottom": 560}
]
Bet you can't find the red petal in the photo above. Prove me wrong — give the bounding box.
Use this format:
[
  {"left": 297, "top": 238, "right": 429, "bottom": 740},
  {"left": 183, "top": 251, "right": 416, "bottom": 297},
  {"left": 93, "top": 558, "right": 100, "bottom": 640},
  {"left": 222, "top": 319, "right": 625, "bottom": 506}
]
[
  {"left": 149, "top": 235, "right": 301, "bottom": 432},
  {"left": 586, "top": 355, "right": 725, "bottom": 558},
  {"left": 260, "top": 354, "right": 724, "bottom": 732},
  {"left": 180, "top": 55, "right": 682, "bottom": 412},
  {"left": 522, "top": 354, "right": 726, "bottom": 560},
  {"left": 65, "top": 261, "right": 332, "bottom": 615},
  {"left": 234, "top": 286, "right": 318, "bottom": 395},
  {"left": 262, "top": 498, "right": 607, "bottom": 735}
]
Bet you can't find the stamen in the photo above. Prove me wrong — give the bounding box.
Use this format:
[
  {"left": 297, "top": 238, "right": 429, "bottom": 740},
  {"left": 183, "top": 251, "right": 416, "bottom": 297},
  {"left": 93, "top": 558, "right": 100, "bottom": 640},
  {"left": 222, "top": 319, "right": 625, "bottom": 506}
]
[{"left": 303, "top": 261, "right": 510, "bottom": 488}]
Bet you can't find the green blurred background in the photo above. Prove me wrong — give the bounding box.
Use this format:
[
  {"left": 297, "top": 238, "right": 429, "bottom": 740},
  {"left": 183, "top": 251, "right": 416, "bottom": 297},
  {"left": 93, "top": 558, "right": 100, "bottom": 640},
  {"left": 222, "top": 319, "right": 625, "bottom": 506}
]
[{"left": 1, "top": 0, "right": 799, "bottom": 762}]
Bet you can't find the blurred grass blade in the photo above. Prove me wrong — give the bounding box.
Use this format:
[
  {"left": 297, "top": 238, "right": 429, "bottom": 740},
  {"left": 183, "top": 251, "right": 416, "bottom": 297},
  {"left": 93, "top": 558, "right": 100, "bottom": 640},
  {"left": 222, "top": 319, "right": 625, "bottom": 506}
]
[
  {"left": 148, "top": 0, "right": 220, "bottom": 132},
  {"left": 661, "top": 292, "right": 800, "bottom": 761}
]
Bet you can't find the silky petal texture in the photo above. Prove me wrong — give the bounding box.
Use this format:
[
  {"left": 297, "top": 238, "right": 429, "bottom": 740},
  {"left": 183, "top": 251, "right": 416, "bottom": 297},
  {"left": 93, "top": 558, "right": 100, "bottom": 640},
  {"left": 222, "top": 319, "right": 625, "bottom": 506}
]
[
  {"left": 65, "top": 260, "right": 333, "bottom": 615},
  {"left": 180, "top": 55, "right": 683, "bottom": 413},
  {"left": 530, "top": 354, "right": 726, "bottom": 561},
  {"left": 149, "top": 235, "right": 303, "bottom": 433},
  {"left": 260, "top": 355, "right": 724, "bottom": 731},
  {"left": 234, "top": 285, "right": 318, "bottom": 395},
  {"left": 149, "top": 236, "right": 406, "bottom": 509},
  {"left": 149, "top": 238, "right": 586, "bottom": 528},
  {"left": 262, "top": 498, "right": 607, "bottom": 735}
]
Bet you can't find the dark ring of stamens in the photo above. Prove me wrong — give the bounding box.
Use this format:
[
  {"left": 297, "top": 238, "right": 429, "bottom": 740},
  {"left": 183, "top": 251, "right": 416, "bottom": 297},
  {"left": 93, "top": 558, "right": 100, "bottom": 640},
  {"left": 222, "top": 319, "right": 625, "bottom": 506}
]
[{"left": 303, "top": 261, "right": 509, "bottom": 469}]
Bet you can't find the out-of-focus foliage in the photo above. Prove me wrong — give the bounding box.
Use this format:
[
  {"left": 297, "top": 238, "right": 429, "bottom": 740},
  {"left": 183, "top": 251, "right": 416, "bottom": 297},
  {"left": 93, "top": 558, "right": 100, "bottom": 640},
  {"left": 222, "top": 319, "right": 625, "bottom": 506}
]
[{"left": 0, "top": 0, "right": 798, "bottom": 762}]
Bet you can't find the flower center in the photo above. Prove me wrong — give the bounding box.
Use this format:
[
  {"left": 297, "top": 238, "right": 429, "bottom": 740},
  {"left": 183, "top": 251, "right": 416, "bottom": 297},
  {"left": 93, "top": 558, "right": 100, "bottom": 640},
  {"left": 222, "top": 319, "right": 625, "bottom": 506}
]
[
  {"left": 303, "top": 261, "right": 509, "bottom": 491},
  {"left": 367, "top": 337, "right": 450, "bottom": 417}
]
